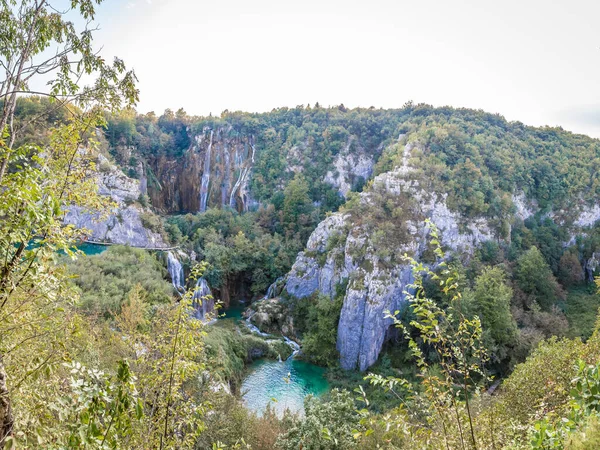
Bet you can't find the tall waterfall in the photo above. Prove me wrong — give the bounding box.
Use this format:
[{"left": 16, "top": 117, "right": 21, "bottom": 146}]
[
  {"left": 192, "top": 278, "right": 215, "bottom": 321},
  {"left": 167, "top": 251, "right": 184, "bottom": 294},
  {"left": 199, "top": 130, "right": 214, "bottom": 212}
]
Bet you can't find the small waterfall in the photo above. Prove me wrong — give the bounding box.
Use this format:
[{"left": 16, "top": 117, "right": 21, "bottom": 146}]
[
  {"left": 229, "top": 166, "right": 249, "bottom": 209},
  {"left": 166, "top": 251, "right": 184, "bottom": 294},
  {"left": 283, "top": 336, "right": 301, "bottom": 360},
  {"left": 244, "top": 311, "right": 270, "bottom": 337},
  {"left": 264, "top": 277, "right": 284, "bottom": 300},
  {"left": 229, "top": 141, "right": 255, "bottom": 210},
  {"left": 192, "top": 278, "right": 215, "bottom": 321},
  {"left": 199, "top": 130, "right": 214, "bottom": 212}
]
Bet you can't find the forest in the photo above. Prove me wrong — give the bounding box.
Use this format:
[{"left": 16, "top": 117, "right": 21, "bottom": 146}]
[{"left": 2, "top": 1, "right": 600, "bottom": 449}]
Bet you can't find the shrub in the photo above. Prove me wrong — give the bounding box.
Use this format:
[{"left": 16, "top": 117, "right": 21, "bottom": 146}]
[
  {"left": 67, "top": 246, "right": 173, "bottom": 318},
  {"left": 276, "top": 389, "right": 361, "bottom": 450}
]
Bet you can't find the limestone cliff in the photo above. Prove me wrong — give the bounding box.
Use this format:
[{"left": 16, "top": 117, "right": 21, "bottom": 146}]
[
  {"left": 145, "top": 127, "right": 257, "bottom": 213},
  {"left": 283, "top": 138, "right": 600, "bottom": 371},
  {"left": 64, "top": 154, "right": 167, "bottom": 248}
]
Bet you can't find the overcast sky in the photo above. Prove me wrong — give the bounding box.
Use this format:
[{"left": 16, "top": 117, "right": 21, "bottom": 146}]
[{"left": 89, "top": 0, "right": 600, "bottom": 136}]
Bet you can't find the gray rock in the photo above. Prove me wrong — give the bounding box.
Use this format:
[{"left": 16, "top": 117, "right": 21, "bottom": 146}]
[
  {"left": 63, "top": 154, "right": 166, "bottom": 247},
  {"left": 64, "top": 205, "right": 166, "bottom": 248},
  {"left": 284, "top": 143, "right": 497, "bottom": 371},
  {"left": 324, "top": 137, "right": 374, "bottom": 197}
]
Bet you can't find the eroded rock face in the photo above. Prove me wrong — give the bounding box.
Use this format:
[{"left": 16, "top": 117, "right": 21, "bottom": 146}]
[
  {"left": 63, "top": 154, "right": 166, "bottom": 247},
  {"left": 247, "top": 298, "right": 295, "bottom": 337},
  {"left": 285, "top": 214, "right": 350, "bottom": 299},
  {"left": 575, "top": 205, "right": 600, "bottom": 228},
  {"left": 584, "top": 252, "right": 600, "bottom": 281},
  {"left": 289, "top": 158, "right": 600, "bottom": 370},
  {"left": 284, "top": 143, "right": 497, "bottom": 371},
  {"left": 324, "top": 137, "right": 374, "bottom": 197},
  {"left": 146, "top": 127, "right": 257, "bottom": 213}
]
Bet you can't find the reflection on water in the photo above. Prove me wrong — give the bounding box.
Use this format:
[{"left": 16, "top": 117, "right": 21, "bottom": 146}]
[{"left": 241, "top": 357, "right": 329, "bottom": 417}]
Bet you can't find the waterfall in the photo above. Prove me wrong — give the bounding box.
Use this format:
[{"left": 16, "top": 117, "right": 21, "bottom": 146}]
[
  {"left": 222, "top": 144, "right": 231, "bottom": 207},
  {"left": 199, "top": 130, "right": 214, "bottom": 212},
  {"left": 283, "top": 336, "right": 301, "bottom": 360},
  {"left": 229, "top": 142, "right": 255, "bottom": 210},
  {"left": 192, "top": 278, "right": 215, "bottom": 321},
  {"left": 244, "top": 312, "right": 301, "bottom": 360},
  {"left": 264, "top": 277, "right": 284, "bottom": 300},
  {"left": 166, "top": 251, "right": 184, "bottom": 295},
  {"left": 229, "top": 167, "right": 249, "bottom": 209},
  {"left": 244, "top": 311, "right": 270, "bottom": 337}
]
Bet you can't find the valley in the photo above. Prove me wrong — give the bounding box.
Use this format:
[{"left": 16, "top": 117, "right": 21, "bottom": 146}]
[{"left": 2, "top": 2, "right": 600, "bottom": 445}]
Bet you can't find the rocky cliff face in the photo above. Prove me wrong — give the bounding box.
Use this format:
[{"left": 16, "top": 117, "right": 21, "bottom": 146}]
[
  {"left": 284, "top": 142, "right": 496, "bottom": 370},
  {"left": 323, "top": 136, "right": 375, "bottom": 197},
  {"left": 64, "top": 154, "right": 167, "bottom": 247},
  {"left": 145, "top": 127, "right": 257, "bottom": 213},
  {"left": 283, "top": 138, "right": 600, "bottom": 371}
]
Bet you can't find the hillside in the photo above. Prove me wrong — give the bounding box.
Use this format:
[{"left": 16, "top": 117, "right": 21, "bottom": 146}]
[{"left": 5, "top": 96, "right": 600, "bottom": 449}]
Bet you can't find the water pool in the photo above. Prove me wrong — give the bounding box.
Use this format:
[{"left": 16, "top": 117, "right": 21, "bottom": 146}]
[{"left": 241, "top": 356, "right": 329, "bottom": 417}]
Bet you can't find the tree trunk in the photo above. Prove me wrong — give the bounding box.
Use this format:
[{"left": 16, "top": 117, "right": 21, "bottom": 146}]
[{"left": 0, "top": 356, "right": 13, "bottom": 445}]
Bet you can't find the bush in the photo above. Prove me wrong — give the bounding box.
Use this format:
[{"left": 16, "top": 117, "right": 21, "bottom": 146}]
[
  {"left": 139, "top": 211, "right": 163, "bottom": 234},
  {"left": 293, "top": 294, "right": 343, "bottom": 366},
  {"left": 514, "top": 246, "right": 565, "bottom": 310},
  {"left": 67, "top": 246, "right": 173, "bottom": 318},
  {"left": 276, "top": 389, "right": 361, "bottom": 450}
]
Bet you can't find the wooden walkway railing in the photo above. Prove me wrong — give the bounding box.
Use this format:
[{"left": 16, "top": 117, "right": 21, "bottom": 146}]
[{"left": 83, "top": 240, "right": 180, "bottom": 251}]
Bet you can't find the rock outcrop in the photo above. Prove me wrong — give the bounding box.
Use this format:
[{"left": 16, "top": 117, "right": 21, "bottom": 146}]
[
  {"left": 284, "top": 142, "right": 497, "bottom": 370},
  {"left": 324, "top": 137, "right": 374, "bottom": 197},
  {"left": 146, "top": 127, "right": 257, "bottom": 213},
  {"left": 281, "top": 127, "right": 600, "bottom": 371},
  {"left": 63, "top": 154, "right": 167, "bottom": 247}
]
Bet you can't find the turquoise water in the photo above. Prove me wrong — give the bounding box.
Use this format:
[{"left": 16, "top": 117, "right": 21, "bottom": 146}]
[
  {"left": 221, "top": 304, "right": 245, "bottom": 321},
  {"left": 241, "top": 357, "right": 329, "bottom": 416},
  {"left": 77, "top": 243, "right": 108, "bottom": 256}
]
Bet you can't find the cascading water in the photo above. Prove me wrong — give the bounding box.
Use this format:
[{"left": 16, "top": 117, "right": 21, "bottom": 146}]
[
  {"left": 264, "top": 276, "right": 284, "bottom": 300},
  {"left": 199, "top": 130, "right": 214, "bottom": 213},
  {"left": 239, "top": 282, "right": 329, "bottom": 416},
  {"left": 229, "top": 141, "right": 255, "bottom": 210},
  {"left": 283, "top": 336, "right": 301, "bottom": 359},
  {"left": 192, "top": 278, "right": 215, "bottom": 321},
  {"left": 221, "top": 144, "right": 231, "bottom": 206},
  {"left": 244, "top": 311, "right": 270, "bottom": 337},
  {"left": 166, "top": 251, "right": 184, "bottom": 295}
]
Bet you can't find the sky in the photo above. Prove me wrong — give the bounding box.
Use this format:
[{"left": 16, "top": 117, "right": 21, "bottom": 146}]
[{"left": 86, "top": 0, "right": 600, "bottom": 136}]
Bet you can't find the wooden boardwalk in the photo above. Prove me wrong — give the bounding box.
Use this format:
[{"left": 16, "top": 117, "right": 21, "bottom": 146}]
[{"left": 84, "top": 240, "right": 180, "bottom": 251}]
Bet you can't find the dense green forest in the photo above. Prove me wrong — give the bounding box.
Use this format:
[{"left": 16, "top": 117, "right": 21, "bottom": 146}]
[{"left": 2, "top": 1, "right": 600, "bottom": 449}]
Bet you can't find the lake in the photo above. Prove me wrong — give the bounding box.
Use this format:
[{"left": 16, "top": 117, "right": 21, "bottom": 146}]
[{"left": 241, "top": 354, "right": 330, "bottom": 417}]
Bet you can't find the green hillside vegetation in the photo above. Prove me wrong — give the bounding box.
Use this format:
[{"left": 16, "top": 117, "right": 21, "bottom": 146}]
[{"left": 3, "top": 1, "right": 600, "bottom": 447}]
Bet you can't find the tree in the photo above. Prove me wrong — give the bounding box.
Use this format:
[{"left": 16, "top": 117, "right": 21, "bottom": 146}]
[
  {"left": 515, "top": 246, "right": 564, "bottom": 311},
  {"left": 276, "top": 389, "right": 361, "bottom": 450},
  {"left": 465, "top": 266, "right": 517, "bottom": 362},
  {"left": 558, "top": 252, "right": 585, "bottom": 288},
  {"left": 0, "top": 0, "right": 136, "bottom": 444},
  {"left": 282, "top": 172, "right": 313, "bottom": 240},
  {"left": 0, "top": 0, "right": 138, "bottom": 182}
]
